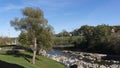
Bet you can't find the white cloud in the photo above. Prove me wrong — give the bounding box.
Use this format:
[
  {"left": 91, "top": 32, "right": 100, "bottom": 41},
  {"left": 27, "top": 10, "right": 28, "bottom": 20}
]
[
  {"left": 0, "top": 0, "right": 81, "bottom": 12},
  {"left": 7, "top": 4, "right": 23, "bottom": 10},
  {"left": 23, "top": 0, "right": 77, "bottom": 10},
  {"left": 0, "top": 4, "right": 24, "bottom": 12}
]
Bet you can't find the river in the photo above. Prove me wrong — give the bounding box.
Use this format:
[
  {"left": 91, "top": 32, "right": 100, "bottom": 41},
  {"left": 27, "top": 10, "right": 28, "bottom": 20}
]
[{"left": 46, "top": 49, "right": 120, "bottom": 68}]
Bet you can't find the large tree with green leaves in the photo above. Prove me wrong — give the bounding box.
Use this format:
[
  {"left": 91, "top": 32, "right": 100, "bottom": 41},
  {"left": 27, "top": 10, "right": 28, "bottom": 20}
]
[
  {"left": 79, "top": 25, "right": 95, "bottom": 48},
  {"left": 18, "top": 31, "right": 28, "bottom": 46},
  {"left": 10, "top": 7, "right": 54, "bottom": 64}
]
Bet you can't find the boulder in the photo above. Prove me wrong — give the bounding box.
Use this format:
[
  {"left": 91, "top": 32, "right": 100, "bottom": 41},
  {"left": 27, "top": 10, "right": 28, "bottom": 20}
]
[{"left": 100, "top": 65, "right": 106, "bottom": 68}]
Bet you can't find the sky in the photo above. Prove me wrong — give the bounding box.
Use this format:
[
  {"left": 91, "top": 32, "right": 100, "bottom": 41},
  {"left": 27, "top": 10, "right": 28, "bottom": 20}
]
[{"left": 0, "top": 0, "right": 120, "bottom": 37}]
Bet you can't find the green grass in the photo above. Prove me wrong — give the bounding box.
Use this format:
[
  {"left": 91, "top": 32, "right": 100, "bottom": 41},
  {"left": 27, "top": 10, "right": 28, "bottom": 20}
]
[{"left": 0, "top": 51, "right": 66, "bottom": 68}]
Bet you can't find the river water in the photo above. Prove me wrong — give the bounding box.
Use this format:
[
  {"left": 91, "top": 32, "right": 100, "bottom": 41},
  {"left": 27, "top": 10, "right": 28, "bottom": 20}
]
[{"left": 46, "top": 49, "right": 78, "bottom": 66}]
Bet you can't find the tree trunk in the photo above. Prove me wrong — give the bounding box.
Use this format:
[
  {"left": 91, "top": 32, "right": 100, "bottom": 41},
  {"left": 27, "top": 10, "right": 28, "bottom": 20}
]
[{"left": 32, "top": 38, "right": 37, "bottom": 64}]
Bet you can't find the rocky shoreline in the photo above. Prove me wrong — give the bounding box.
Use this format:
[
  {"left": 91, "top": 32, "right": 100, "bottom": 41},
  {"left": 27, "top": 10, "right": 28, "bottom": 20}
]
[
  {"left": 46, "top": 50, "right": 120, "bottom": 68},
  {"left": 63, "top": 50, "right": 120, "bottom": 68}
]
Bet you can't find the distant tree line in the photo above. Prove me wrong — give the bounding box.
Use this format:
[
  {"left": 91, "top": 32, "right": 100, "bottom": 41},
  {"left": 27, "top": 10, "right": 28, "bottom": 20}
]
[
  {"left": 54, "top": 30, "right": 80, "bottom": 45},
  {"left": 55, "top": 24, "right": 120, "bottom": 55},
  {"left": 56, "top": 30, "right": 71, "bottom": 37},
  {"left": 0, "top": 37, "right": 16, "bottom": 45},
  {"left": 54, "top": 36, "right": 80, "bottom": 45},
  {"left": 73, "top": 24, "right": 120, "bottom": 55}
]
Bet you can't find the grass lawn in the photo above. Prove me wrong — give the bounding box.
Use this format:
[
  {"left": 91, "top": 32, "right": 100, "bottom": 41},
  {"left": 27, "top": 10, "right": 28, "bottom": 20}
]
[{"left": 0, "top": 51, "right": 66, "bottom": 68}]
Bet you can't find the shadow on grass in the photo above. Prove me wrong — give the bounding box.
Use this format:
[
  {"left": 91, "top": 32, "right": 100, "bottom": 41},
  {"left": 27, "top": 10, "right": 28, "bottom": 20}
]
[
  {"left": 0, "top": 60, "right": 24, "bottom": 68},
  {"left": 2, "top": 50, "right": 40, "bottom": 63}
]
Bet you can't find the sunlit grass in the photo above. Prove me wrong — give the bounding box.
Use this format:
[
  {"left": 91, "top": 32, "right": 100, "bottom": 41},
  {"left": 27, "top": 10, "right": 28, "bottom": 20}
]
[{"left": 0, "top": 51, "right": 66, "bottom": 68}]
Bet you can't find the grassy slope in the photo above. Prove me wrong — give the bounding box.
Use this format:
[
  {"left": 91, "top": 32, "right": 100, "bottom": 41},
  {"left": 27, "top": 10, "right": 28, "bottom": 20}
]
[{"left": 0, "top": 51, "right": 66, "bottom": 68}]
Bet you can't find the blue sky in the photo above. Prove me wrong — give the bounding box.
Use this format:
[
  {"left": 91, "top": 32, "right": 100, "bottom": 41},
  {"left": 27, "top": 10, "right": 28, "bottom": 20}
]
[{"left": 0, "top": 0, "right": 120, "bottom": 37}]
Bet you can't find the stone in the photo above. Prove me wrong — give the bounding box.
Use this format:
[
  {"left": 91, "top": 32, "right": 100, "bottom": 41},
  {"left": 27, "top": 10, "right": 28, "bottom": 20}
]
[
  {"left": 38, "top": 49, "right": 46, "bottom": 56},
  {"left": 110, "top": 64, "right": 119, "bottom": 68},
  {"left": 93, "top": 64, "right": 99, "bottom": 68},
  {"left": 100, "top": 65, "right": 106, "bottom": 68}
]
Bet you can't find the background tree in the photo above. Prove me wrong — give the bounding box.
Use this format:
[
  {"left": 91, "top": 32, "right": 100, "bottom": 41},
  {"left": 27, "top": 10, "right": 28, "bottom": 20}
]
[
  {"left": 94, "top": 25, "right": 111, "bottom": 51},
  {"left": 18, "top": 31, "right": 28, "bottom": 46},
  {"left": 74, "top": 24, "right": 112, "bottom": 52},
  {"left": 0, "top": 37, "right": 12, "bottom": 45},
  {"left": 56, "top": 30, "right": 70, "bottom": 37},
  {"left": 79, "top": 25, "right": 95, "bottom": 49},
  {"left": 10, "top": 7, "right": 54, "bottom": 64},
  {"left": 110, "top": 31, "right": 120, "bottom": 54}
]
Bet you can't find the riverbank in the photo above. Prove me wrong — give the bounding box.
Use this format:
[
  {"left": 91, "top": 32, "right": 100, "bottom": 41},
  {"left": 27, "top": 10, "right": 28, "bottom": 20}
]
[
  {"left": 46, "top": 50, "right": 120, "bottom": 68},
  {"left": 0, "top": 48, "right": 66, "bottom": 68},
  {"left": 63, "top": 50, "right": 120, "bottom": 68}
]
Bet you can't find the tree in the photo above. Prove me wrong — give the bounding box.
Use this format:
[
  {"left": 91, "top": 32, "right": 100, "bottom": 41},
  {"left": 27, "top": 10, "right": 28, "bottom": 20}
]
[
  {"left": 18, "top": 31, "right": 28, "bottom": 46},
  {"left": 110, "top": 31, "right": 120, "bottom": 54},
  {"left": 79, "top": 25, "right": 95, "bottom": 48},
  {"left": 57, "top": 30, "right": 70, "bottom": 37},
  {"left": 91, "top": 25, "right": 111, "bottom": 51},
  {"left": 0, "top": 37, "right": 11, "bottom": 45},
  {"left": 76, "top": 24, "right": 111, "bottom": 51},
  {"left": 10, "top": 7, "right": 54, "bottom": 64}
]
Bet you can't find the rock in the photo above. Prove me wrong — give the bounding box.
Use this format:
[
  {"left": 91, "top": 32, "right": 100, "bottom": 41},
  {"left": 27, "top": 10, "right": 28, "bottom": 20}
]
[
  {"left": 116, "top": 61, "right": 119, "bottom": 63},
  {"left": 107, "top": 60, "right": 111, "bottom": 63},
  {"left": 38, "top": 49, "right": 46, "bottom": 56},
  {"left": 112, "top": 61, "right": 119, "bottom": 63},
  {"left": 79, "top": 57, "right": 83, "bottom": 60},
  {"left": 98, "top": 59, "right": 101, "bottom": 62},
  {"left": 110, "top": 64, "right": 119, "bottom": 68},
  {"left": 100, "top": 65, "right": 106, "bottom": 68},
  {"left": 93, "top": 64, "right": 99, "bottom": 68},
  {"left": 78, "top": 63, "right": 84, "bottom": 68}
]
